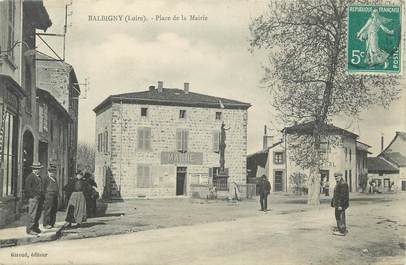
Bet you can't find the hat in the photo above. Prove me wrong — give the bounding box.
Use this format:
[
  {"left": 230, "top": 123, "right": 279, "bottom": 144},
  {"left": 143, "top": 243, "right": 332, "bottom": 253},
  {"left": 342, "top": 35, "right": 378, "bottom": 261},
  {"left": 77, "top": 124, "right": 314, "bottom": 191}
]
[
  {"left": 334, "top": 173, "right": 343, "bottom": 178},
  {"left": 31, "top": 162, "right": 43, "bottom": 169},
  {"left": 48, "top": 164, "right": 57, "bottom": 172},
  {"left": 261, "top": 175, "right": 267, "bottom": 179}
]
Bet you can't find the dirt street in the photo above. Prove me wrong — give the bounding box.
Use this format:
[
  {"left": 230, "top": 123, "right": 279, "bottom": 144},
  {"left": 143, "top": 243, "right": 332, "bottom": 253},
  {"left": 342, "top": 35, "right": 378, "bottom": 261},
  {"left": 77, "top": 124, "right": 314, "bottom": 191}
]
[{"left": 0, "top": 193, "right": 405, "bottom": 265}]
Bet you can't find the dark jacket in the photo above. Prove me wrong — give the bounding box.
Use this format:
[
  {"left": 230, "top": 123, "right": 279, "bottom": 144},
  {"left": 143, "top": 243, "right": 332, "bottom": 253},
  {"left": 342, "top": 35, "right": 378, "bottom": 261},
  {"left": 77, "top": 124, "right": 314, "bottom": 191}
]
[
  {"left": 258, "top": 178, "right": 271, "bottom": 195},
  {"left": 331, "top": 181, "right": 349, "bottom": 209},
  {"left": 25, "top": 172, "right": 44, "bottom": 199},
  {"left": 44, "top": 175, "right": 59, "bottom": 194},
  {"left": 72, "top": 179, "right": 89, "bottom": 192}
]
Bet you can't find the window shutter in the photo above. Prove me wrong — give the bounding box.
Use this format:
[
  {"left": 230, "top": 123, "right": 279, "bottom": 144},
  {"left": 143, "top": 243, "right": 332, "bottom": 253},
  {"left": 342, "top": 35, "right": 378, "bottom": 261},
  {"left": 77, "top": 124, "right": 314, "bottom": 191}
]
[
  {"left": 145, "top": 128, "right": 151, "bottom": 150},
  {"left": 213, "top": 131, "right": 220, "bottom": 152},
  {"left": 183, "top": 130, "right": 188, "bottom": 151},
  {"left": 144, "top": 166, "right": 151, "bottom": 187},
  {"left": 138, "top": 128, "right": 144, "bottom": 149},
  {"left": 176, "top": 130, "right": 182, "bottom": 151},
  {"left": 137, "top": 165, "right": 144, "bottom": 188}
]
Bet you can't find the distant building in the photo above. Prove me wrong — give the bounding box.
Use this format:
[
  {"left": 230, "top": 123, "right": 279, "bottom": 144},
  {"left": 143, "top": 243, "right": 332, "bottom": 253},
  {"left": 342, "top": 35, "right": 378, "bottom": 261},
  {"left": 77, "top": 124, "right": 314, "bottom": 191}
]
[
  {"left": 248, "top": 122, "right": 369, "bottom": 194},
  {"left": 367, "top": 157, "right": 398, "bottom": 193},
  {"left": 377, "top": 132, "right": 406, "bottom": 192},
  {"left": 93, "top": 81, "right": 251, "bottom": 199}
]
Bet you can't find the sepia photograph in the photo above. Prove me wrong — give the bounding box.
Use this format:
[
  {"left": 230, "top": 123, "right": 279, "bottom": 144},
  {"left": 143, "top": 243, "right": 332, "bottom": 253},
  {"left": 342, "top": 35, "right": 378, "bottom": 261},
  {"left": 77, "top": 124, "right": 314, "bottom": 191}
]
[{"left": 0, "top": 0, "right": 405, "bottom": 264}]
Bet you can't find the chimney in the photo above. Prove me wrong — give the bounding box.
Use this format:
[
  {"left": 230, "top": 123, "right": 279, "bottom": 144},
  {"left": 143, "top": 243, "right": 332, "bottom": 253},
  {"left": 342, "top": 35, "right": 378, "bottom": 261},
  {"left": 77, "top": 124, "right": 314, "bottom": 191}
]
[
  {"left": 263, "top": 125, "right": 274, "bottom": 150},
  {"left": 381, "top": 135, "right": 384, "bottom": 152},
  {"left": 149, "top": 85, "right": 155, "bottom": 91},
  {"left": 184, "top": 82, "right": 189, "bottom": 94},
  {"left": 157, "top": 81, "right": 163, "bottom": 93}
]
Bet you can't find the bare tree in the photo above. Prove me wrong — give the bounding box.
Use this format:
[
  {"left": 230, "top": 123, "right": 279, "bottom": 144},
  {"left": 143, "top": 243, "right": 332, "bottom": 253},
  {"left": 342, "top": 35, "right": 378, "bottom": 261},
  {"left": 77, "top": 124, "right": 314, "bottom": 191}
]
[
  {"left": 249, "top": 0, "right": 401, "bottom": 205},
  {"left": 77, "top": 142, "right": 95, "bottom": 173}
]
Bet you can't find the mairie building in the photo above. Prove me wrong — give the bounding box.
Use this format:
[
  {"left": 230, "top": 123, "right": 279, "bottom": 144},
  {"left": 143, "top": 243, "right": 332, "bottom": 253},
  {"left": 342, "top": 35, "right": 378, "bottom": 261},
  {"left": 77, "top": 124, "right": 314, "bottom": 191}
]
[{"left": 93, "top": 81, "right": 251, "bottom": 199}]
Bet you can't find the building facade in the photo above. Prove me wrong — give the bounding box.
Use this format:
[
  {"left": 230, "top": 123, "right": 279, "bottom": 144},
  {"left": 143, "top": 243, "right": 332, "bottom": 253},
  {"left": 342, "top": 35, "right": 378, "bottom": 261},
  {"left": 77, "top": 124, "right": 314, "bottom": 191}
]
[
  {"left": 94, "top": 82, "right": 250, "bottom": 199},
  {"left": 377, "top": 132, "right": 406, "bottom": 192},
  {"left": 367, "top": 157, "right": 399, "bottom": 193},
  {"left": 248, "top": 122, "right": 364, "bottom": 194},
  {"left": 0, "top": 1, "right": 52, "bottom": 226}
]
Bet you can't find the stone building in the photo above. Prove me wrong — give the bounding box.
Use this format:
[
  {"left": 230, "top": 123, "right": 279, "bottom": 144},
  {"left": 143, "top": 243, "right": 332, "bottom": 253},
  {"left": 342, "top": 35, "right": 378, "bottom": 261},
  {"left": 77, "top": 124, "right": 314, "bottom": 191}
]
[
  {"left": 0, "top": 1, "right": 52, "bottom": 226},
  {"left": 248, "top": 122, "right": 366, "bottom": 194},
  {"left": 36, "top": 51, "right": 80, "bottom": 183},
  {"left": 93, "top": 82, "right": 251, "bottom": 199}
]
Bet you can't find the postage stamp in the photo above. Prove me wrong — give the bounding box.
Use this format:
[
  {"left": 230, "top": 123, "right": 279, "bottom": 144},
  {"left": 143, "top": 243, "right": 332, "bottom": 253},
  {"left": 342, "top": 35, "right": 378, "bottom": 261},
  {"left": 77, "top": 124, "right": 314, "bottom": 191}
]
[{"left": 347, "top": 4, "right": 402, "bottom": 74}]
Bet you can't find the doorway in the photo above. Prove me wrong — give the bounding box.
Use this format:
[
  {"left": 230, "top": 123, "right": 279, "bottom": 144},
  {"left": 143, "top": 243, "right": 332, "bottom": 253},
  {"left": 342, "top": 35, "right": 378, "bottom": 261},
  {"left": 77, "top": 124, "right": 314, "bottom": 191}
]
[
  {"left": 176, "top": 167, "right": 187, "bottom": 196},
  {"left": 38, "top": 141, "right": 48, "bottom": 179},
  {"left": 22, "top": 130, "right": 34, "bottom": 193},
  {"left": 274, "top": 171, "right": 283, "bottom": 192}
]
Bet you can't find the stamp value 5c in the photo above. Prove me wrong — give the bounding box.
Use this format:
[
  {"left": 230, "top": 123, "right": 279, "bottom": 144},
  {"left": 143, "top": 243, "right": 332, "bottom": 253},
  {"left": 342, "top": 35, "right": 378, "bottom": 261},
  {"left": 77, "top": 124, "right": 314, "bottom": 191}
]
[{"left": 347, "top": 4, "right": 402, "bottom": 74}]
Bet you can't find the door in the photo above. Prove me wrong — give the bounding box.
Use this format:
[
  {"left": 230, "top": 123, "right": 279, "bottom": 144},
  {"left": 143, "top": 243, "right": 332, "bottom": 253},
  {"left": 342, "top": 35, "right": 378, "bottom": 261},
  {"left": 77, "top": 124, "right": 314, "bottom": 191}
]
[
  {"left": 176, "top": 167, "right": 187, "bottom": 195},
  {"left": 320, "top": 170, "right": 330, "bottom": 195},
  {"left": 38, "top": 141, "right": 48, "bottom": 179},
  {"left": 274, "top": 171, "right": 283, "bottom": 192},
  {"left": 402, "top": 181, "right": 406, "bottom": 191}
]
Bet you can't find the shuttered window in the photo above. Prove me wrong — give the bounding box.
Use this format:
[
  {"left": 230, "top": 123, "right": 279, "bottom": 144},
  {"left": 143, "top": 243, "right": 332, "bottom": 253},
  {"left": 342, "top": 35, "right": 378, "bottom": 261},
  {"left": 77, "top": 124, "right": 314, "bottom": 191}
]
[
  {"left": 138, "top": 127, "right": 151, "bottom": 150},
  {"left": 137, "top": 164, "right": 152, "bottom": 188},
  {"left": 176, "top": 129, "right": 188, "bottom": 152},
  {"left": 213, "top": 131, "right": 220, "bottom": 153}
]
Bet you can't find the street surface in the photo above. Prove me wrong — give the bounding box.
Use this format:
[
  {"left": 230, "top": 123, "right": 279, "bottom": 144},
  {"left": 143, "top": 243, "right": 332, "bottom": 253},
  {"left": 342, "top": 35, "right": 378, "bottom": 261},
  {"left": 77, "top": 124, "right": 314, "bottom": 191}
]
[{"left": 0, "top": 193, "right": 405, "bottom": 265}]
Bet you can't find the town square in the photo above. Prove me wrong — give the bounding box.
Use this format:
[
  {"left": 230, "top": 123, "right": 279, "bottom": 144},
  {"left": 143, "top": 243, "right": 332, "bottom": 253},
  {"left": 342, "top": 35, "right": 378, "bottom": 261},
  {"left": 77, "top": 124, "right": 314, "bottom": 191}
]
[{"left": 0, "top": 0, "right": 405, "bottom": 265}]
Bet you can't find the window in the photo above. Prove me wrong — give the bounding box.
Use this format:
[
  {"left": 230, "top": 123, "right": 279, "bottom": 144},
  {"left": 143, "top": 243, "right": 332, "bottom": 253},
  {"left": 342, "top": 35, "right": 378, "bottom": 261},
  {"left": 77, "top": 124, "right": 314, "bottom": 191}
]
[
  {"left": 137, "top": 127, "right": 151, "bottom": 150},
  {"left": 274, "top": 152, "right": 284, "bottom": 164},
  {"left": 104, "top": 131, "right": 108, "bottom": 152},
  {"left": 176, "top": 129, "right": 188, "bottom": 152},
  {"left": 2, "top": 112, "right": 17, "bottom": 196},
  {"left": 215, "top": 112, "right": 222, "bottom": 120},
  {"left": 141, "top": 107, "right": 148, "bottom": 117},
  {"left": 50, "top": 120, "right": 54, "bottom": 141},
  {"left": 137, "top": 164, "right": 152, "bottom": 188},
  {"left": 97, "top": 133, "right": 103, "bottom": 152},
  {"left": 349, "top": 149, "right": 352, "bottom": 163},
  {"left": 7, "top": 1, "right": 15, "bottom": 60},
  {"left": 213, "top": 131, "right": 220, "bottom": 153},
  {"left": 179, "top": 110, "right": 186, "bottom": 119}
]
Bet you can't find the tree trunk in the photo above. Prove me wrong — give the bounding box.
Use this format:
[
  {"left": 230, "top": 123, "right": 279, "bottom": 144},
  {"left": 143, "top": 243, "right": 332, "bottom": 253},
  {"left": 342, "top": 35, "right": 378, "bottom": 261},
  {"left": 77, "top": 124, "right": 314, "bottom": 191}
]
[{"left": 307, "top": 166, "right": 320, "bottom": 206}]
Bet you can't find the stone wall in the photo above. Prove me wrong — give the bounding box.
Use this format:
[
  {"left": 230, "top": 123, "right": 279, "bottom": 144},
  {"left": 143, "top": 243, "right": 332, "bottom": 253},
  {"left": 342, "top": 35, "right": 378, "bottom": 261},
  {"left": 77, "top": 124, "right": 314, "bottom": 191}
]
[{"left": 95, "top": 102, "right": 248, "bottom": 198}]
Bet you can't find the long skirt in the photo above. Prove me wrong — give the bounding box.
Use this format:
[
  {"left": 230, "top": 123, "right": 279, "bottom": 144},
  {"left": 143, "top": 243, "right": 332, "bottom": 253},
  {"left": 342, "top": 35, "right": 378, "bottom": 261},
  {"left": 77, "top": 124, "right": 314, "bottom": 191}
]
[{"left": 65, "top": 192, "right": 87, "bottom": 224}]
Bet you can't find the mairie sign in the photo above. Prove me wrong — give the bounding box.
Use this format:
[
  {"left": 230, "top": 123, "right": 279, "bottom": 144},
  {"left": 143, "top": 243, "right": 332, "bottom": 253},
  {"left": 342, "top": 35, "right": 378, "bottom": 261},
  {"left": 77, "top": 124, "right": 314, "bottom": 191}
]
[{"left": 161, "top": 152, "right": 203, "bottom": 165}]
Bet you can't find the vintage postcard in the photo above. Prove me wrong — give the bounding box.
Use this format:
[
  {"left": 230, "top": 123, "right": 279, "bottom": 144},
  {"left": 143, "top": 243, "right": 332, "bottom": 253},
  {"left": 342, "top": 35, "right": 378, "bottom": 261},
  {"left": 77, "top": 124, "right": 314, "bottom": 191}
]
[{"left": 0, "top": 0, "right": 405, "bottom": 265}]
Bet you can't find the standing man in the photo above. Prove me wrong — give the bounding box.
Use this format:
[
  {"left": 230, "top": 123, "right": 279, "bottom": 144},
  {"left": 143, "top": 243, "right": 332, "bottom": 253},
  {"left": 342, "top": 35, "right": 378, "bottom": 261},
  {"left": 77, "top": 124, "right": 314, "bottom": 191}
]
[
  {"left": 43, "top": 164, "right": 59, "bottom": 229},
  {"left": 258, "top": 175, "right": 271, "bottom": 212},
  {"left": 25, "top": 162, "right": 44, "bottom": 235},
  {"left": 331, "top": 172, "right": 349, "bottom": 236}
]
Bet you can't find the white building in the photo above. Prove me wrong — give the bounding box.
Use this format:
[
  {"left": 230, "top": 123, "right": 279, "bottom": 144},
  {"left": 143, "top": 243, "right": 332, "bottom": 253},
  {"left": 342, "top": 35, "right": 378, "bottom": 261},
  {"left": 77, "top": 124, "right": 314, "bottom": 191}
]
[{"left": 248, "top": 122, "right": 368, "bottom": 194}]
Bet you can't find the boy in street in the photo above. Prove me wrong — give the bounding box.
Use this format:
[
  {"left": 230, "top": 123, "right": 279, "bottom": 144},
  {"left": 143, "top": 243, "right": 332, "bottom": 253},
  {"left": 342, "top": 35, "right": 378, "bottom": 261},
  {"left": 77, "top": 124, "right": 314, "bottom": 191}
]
[
  {"left": 25, "top": 162, "right": 44, "bottom": 235},
  {"left": 43, "top": 164, "right": 59, "bottom": 229},
  {"left": 331, "top": 172, "right": 349, "bottom": 236}
]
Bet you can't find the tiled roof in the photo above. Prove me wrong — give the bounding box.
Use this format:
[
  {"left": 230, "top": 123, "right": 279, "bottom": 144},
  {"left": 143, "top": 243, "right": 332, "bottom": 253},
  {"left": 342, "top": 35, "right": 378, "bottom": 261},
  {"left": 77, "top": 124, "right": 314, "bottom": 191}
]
[
  {"left": 379, "top": 132, "right": 406, "bottom": 167},
  {"left": 93, "top": 87, "right": 251, "bottom": 113},
  {"left": 367, "top": 157, "right": 399, "bottom": 174},
  {"left": 282, "top": 121, "right": 358, "bottom": 138}
]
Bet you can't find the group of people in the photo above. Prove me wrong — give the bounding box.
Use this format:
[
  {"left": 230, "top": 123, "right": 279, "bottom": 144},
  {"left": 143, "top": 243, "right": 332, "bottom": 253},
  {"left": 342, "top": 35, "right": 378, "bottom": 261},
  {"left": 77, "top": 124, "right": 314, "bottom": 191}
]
[
  {"left": 25, "top": 162, "right": 98, "bottom": 235},
  {"left": 257, "top": 173, "right": 349, "bottom": 236}
]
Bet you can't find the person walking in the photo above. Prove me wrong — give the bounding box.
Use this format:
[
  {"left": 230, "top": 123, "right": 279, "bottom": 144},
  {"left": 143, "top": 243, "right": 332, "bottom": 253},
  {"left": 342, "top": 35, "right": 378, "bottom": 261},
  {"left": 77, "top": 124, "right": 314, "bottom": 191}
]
[
  {"left": 258, "top": 175, "right": 271, "bottom": 212},
  {"left": 43, "top": 164, "right": 59, "bottom": 229},
  {"left": 331, "top": 173, "right": 349, "bottom": 236},
  {"left": 64, "top": 171, "right": 88, "bottom": 228},
  {"left": 25, "top": 162, "right": 44, "bottom": 235},
  {"left": 83, "top": 172, "right": 98, "bottom": 217}
]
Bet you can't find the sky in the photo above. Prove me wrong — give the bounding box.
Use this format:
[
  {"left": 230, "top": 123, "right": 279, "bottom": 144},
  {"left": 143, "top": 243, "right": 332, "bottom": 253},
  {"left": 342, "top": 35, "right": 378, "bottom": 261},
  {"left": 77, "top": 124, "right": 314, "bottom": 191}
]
[{"left": 39, "top": 0, "right": 406, "bottom": 156}]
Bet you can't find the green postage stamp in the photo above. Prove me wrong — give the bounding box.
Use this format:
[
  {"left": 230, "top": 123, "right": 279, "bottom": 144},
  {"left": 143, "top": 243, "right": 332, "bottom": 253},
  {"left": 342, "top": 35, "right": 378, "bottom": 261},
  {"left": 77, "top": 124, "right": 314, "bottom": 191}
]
[{"left": 347, "top": 4, "right": 402, "bottom": 74}]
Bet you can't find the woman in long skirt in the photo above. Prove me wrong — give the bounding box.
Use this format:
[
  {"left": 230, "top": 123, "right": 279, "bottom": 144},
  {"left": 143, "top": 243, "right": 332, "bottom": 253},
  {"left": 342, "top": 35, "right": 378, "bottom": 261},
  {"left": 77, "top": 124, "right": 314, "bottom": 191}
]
[{"left": 64, "top": 171, "right": 88, "bottom": 227}]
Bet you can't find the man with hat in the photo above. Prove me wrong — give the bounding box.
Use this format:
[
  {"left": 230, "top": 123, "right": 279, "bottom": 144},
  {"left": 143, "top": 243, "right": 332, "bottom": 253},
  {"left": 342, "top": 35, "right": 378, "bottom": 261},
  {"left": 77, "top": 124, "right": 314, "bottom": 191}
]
[
  {"left": 258, "top": 175, "right": 271, "bottom": 212},
  {"left": 43, "top": 164, "right": 59, "bottom": 229},
  {"left": 25, "top": 162, "right": 44, "bottom": 235},
  {"left": 331, "top": 172, "right": 349, "bottom": 236}
]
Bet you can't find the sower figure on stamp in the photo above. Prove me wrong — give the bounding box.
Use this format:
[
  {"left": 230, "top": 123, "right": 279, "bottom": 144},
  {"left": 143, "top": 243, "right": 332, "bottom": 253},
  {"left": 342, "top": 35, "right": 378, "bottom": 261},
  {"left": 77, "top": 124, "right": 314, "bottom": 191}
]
[
  {"left": 43, "top": 164, "right": 59, "bottom": 229},
  {"left": 258, "top": 175, "right": 271, "bottom": 212},
  {"left": 25, "top": 162, "right": 45, "bottom": 235},
  {"left": 331, "top": 172, "right": 349, "bottom": 236}
]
